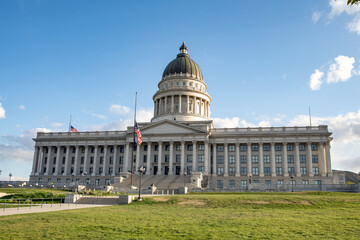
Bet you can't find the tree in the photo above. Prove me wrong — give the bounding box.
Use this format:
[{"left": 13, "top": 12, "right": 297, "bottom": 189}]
[{"left": 347, "top": 0, "right": 360, "bottom": 5}]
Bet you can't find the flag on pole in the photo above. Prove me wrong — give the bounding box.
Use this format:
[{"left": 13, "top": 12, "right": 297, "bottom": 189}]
[
  {"left": 134, "top": 122, "right": 142, "bottom": 145},
  {"left": 70, "top": 125, "right": 78, "bottom": 132}
]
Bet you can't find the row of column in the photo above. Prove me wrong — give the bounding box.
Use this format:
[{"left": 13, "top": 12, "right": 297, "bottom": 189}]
[
  {"left": 211, "top": 142, "right": 332, "bottom": 177},
  {"left": 154, "top": 95, "right": 210, "bottom": 117}
]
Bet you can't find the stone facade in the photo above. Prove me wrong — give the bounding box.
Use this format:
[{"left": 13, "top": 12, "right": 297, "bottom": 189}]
[{"left": 29, "top": 43, "right": 337, "bottom": 189}]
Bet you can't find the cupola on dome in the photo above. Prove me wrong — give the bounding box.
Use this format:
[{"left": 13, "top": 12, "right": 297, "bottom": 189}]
[{"left": 162, "top": 42, "right": 203, "bottom": 81}]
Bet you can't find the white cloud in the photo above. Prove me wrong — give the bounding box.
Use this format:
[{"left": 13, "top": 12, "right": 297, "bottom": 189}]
[
  {"left": 82, "top": 110, "right": 107, "bottom": 119},
  {"left": 329, "top": 0, "right": 360, "bottom": 35},
  {"left": 347, "top": 15, "right": 360, "bottom": 34},
  {"left": 312, "top": 11, "right": 322, "bottom": 23},
  {"left": 109, "top": 104, "right": 131, "bottom": 116},
  {"left": 310, "top": 69, "right": 324, "bottom": 91},
  {"left": 19, "top": 105, "right": 26, "bottom": 110},
  {"left": 0, "top": 102, "right": 5, "bottom": 119},
  {"left": 51, "top": 122, "right": 65, "bottom": 129},
  {"left": 327, "top": 55, "right": 355, "bottom": 83}
]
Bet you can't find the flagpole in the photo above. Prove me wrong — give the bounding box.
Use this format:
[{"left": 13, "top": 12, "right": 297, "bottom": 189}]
[
  {"left": 69, "top": 115, "right": 72, "bottom": 132},
  {"left": 309, "top": 107, "right": 312, "bottom": 127},
  {"left": 131, "top": 92, "right": 137, "bottom": 188}
]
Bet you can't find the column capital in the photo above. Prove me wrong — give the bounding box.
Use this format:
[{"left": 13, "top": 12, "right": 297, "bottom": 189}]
[
  {"left": 235, "top": 142, "right": 240, "bottom": 146},
  {"left": 259, "top": 142, "right": 263, "bottom": 146},
  {"left": 181, "top": 140, "right": 185, "bottom": 145},
  {"left": 294, "top": 141, "right": 299, "bottom": 145},
  {"left": 158, "top": 141, "right": 163, "bottom": 144},
  {"left": 307, "top": 141, "right": 312, "bottom": 145},
  {"left": 224, "top": 142, "right": 228, "bottom": 146},
  {"left": 212, "top": 142, "right": 217, "bottom": 147},
  {"left": 192, "top": 140, "right": 197, "bottom": 144},
  {"left": 169, "top": 140, "right": 174, "bottom": 144}
]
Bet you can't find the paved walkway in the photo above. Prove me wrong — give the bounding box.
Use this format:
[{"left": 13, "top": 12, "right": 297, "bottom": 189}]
[{"left": 0, "top": 203, "right": 111, "bottom": 216}]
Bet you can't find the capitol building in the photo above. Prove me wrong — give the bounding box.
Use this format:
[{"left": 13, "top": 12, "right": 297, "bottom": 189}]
[{"left": 29, "top": 43, "right": 343, "bottom": 190}]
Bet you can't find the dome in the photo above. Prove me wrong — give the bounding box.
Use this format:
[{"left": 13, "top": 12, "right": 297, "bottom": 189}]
[{"left": 162, "top": 42, "right": 203, "bottom": 80}]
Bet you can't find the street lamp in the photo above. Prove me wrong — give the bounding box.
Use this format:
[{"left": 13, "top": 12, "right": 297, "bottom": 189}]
[
  {"left": 137, "top": 166, "right": 146, "bottom": 201},
  {"left": 248, "top": 174, "right": 252, "bottom": 184},
  {"left": 9, "top": 173, "right": 12, "bottom": 182},
  {"left": 183, "top": 169, "right": 187, "bottom": 190},
  {"left": 290, "top": 175, "right": 294, "bottom": 192}
]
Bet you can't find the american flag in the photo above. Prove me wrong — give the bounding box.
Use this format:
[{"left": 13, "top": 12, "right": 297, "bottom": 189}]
[
  {"left": 134, "top": 122, "right": 142, "bottom": 145},
  {"left": 70, "top": 125, "right": 78, "bottom": 133}
]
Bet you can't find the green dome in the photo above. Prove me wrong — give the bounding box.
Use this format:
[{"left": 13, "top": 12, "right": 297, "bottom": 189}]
[{"left": 162, "top": 42, "right": 203, "bottom": 80}]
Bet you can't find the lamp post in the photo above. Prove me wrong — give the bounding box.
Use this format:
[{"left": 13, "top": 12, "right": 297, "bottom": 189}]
[
  {"left": 137, "top": 166, "right": 145, "bottom": 201},
  {"left": 290, "top": 175, "right": 294, "bottom": 192},
  {"left": 9, "top": 173, "right": 12, "bottom": 182},
  {"left": 184, "top": 169, "right": 187, "bottom": 190},
  {"left": 248, "top": 174, "right": 252, "bottom": 191}
]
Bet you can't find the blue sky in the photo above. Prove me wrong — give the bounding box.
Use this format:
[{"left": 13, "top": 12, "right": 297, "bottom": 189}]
[{"left": 1, "top": 0, "right": 360, "bottom": 180}]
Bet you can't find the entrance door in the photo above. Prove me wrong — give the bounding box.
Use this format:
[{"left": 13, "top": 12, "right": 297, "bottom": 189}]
[
  {"left": 165, "top": 166, "right": 169, "bottom": 175},
  {"left": 153, "top": 166, "right": 158, "bottom": 175},
  {"left": 176, "top": 166, "right": 181, "bottom": 175}
]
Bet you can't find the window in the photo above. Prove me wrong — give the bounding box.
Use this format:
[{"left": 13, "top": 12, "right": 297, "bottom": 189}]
[
  {"left": 100, "top": 157, "right": 103, "bottom": 164},
  {"left": 119, "top": 156, "right": 124, "bottom": 164},
  {"left": 187, "top": 167, "right": 192, "bottom": 174},
  {"left": 90, "top": 157, "right": 94, "bottom": 164},
  {"left": 198, "top": 166, "right": 204, "bottom": 173},
  {"left": 313, "top": 167, "right": 319, "bottom": 175},
  {"left": 240, "top": 156, "right": 247, "bottom": 164},
  {"left": 217, "top": 167, "right": 224, "bottom": 175},
  {"left": 198, "top": 154, "right": 204, "bottom": 163},
  {"left": 89, "top": 167, "right": 93, "bottom": 174},
  {"left": 57, "top": 178, "right": 61, "bottom": 183},
  {"left": 165, "top": 145, "right": 170, "bottom": 151},
  {"left": 276, "top": 167, "right": 283, "bottom": 175},
  {"left": 217, "top": 180, "right": 223, "bottom": 188},
  {"left": 287, "top": 144, "right": 294, "bottom": 151},
  {"left": 290, "top": 180, "right": 296, "bottom": 186},
  {"left": 119, "top": 167, "right": 123, "bottom": 173},
  {"left": 81, "top": 157, "right": 84, "bottom": 164},
  {"left": 229, "top": 167, "right": 236, "bottom": 176},
  {"left": 70, "top": 167, "right": 74, "bottom": 174},
  {"left": 53, "top": 157, "right": 56, "bottom": 164},
  {"left": 61, "top": 167, "right": 64, "bottom": 174},
  {"left": 265, "top": 180, "right": 271, "bottom": 185},
  {"left": 302, "top": 180, "right": 309, "bottom": 185},
  {"left": 99, "top": 167, "right": 103, "bottom": 174},
  {"left": 315, "top": 180, "right": 322, "bottom": 185},
  {"left": 300, "top": 167, "right": 307, "bottom": 175},
  {"left": 176, "top": 155, "right": 181, "bottom": 163},
  {"left": 119, "top": 146, "right": 124, "bottom": 153},
  {"left": 311, "top": 144, "right": 318, "bottom": 151},
  {"left": 217, "top": 145, "right": 224, "bottom": 152},
  {"left": 63, "top": 148, "right": 67, "bottom": 153},
  {"left": 312, "top": 155, "right": 318, "bottom": 163},
  {"left": 251, "top": 144, "right": 258, "bottom": 152},
  {"left": 43, "top": 167, "right": 47, "bottom": 173},
  {"left": 80, "top": 167, "right": 83, "bottom": 174},
  {"left": 85, "top": 178, "right": 90, "bottom": 184},
  {"left": 263, "top": 144, "right": 270, "bottom": 151},
  {"left": 44, "top": 157, "right": 47, "bottom": 164},
  {"left": 229, "top": 155, "right": 235, "bottom": 164},
  {"left": 82, "top": 147, "right": 85, "bottom": 153},
  {"left": 240, "top": 167, "right": 247, "bottom": 175},
  {"left": 143, "top": 155, "right": 147, "bottom": 163},
  {"left": 300, "top": 155, "right": 306, "bottom": 163},
  {"left": 187, "top": 155, "right": 193, "bottom": 163},
  {"left": 299, "top": 144, "right": 306, "bottom": 151},
  {"left": 217, "top": 156, "right": 224, "bottom": 164},
  {"left": 109, "top": 168, "right": 113, "bottom": 174},
  {"left": 275, "top": 144, "right": 282, "bottom": 151},
  {"left": 198, "top": 144, "right": 205, "bottom": 150},
  {"left": 187, "top": 144, "right": 193, "bottom": 151},
  {"left": 154, "top": 155, "right": 158, "bottom": 162},
  {"left": 263, "top": 155, "right": 270, "bottom": 163},
  {"left": 144, "top": 145, "right": 148, "bottom": 151},
  {"left": 277, "top": 180, "right": 284, "bottom": 185},
  {"left": 71, "top": 157, "right": 75, "bottom": 164},
  {"left": 228, "top": 145, "right": 235, "bottom": 152},
  {"left": 154, "top": 145, "right": 159, "bottom": 151},
  {"left": 251, "top": 155, "right": 259, "bottom": 163},
  {"left": 287, "top": 155, "right": 294, "bottom": 163},
  {"left": 229, "top": 180, "right": 235, "bottom": 188},
  {"left": 38, "top": 178, "right": 43, "bottom": 184},
  {"left": 54, "top": 147, "right": 58, "bottom": 154},
  {"left": 91, "top": 147, "right": 94, "bottom": 153},
  {"left": 176, "top": 145, "right": 181, "bottom": 151},
  {"left": 253, "top": 180, "right": 259, "bottom": 184},
  {"left": 72, "top": 147, "right": 76, "bottom": 153},
  {"left": 52, "top": 167, "right": 55, "bottom": 173},
  {"left": 275, "top": 155, "right": 282, "bottom": 163},
  {"left": 241, "top": 180, "right": 247, "bottom": 188},
  {"left": 252, "top": 167, "right": 259, "bottom": 175},
  {"left": 165, "top": 155, "right": 169, "bottom": 163},
  {"left": 288, "top": 167, "right": 295, "bottom": 175},
  {"left": 240, "top": 145, "right": 247, "bottom": 152},
  {"left": 62, "top": 157, "right": 66, "bottom": 164},
  {"left": 95, "top": 179, "right": 100, "bottom": 186},
  {"left": 264, "top": 167, "right": 271, "bottom": 175}
]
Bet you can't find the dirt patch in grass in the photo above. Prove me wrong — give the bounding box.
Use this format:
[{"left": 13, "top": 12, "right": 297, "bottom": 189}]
[
  {"left": 238, "top": 200, "right": 312, "bottom": 205},
  {"left": 152, "top": 197, "right": 171, "bottom": 202},
  {"left": 177, "top": 199, "right": 206, "bottom": 206}
]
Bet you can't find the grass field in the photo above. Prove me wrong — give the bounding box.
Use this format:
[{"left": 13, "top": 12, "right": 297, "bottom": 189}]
[{"left": 1, "top": 192, "right": 359, "bottom": 239}]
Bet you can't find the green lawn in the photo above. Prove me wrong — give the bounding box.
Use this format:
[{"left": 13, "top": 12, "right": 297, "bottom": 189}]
[{"left": 1, "top": 192, "right": 359, "bottom": 239}]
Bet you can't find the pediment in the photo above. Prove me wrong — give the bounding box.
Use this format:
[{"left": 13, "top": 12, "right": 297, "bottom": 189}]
[{"left": 140, "top": 121, "right": 206, "bottom": 135}]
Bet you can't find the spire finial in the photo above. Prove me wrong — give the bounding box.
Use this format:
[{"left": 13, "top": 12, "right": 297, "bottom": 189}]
[{"left": 179, "top": 41, "right": 188, "bottom": 54}]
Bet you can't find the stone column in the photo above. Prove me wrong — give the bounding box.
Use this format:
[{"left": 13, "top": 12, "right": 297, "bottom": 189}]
[
  {"left": 271, "top": 143, "right": 276, "bottom": 177},
  {"left": 63, "top": 146, "right": 70, "bottom": 176},
  {"left": 44, "top": 147, "right": 51, "bottom": 175},
  {"left": 283, "top": 142, "right": 288, "bottom": 177},
  {"left": 169, "top": 141, "right": 174, "bottom": 175},
  {"left": 154, "top": 101, "right": 156, "bottom": 117},
  {"left": 92, "top": 145, "right": 98, "bottom": 176},
  {"left": 102, "top": 145, "right": 108, "bottom": 176},
  {"left": 74, "top": 146, "right": 80, "bottom": 175},
  {"left": 83, "top": 146, "right": 89, "bottom": 175},
  {"left": 179, "top": 95, "right": 182, "bottom": 113},
  {"left": 212, "top": 143, "right": 217, "bottom": 176},
  {"left": 171, "top": 96, "right": 174, "bottom": 113},
  {"left": 31, "top": 146, "right": 39, "bottom": 175},
  {"left": 112, "top": 145, "right": 118, "bottom": 176},
  {"left": 187, "top": 95, "right": 190, "bottom": 113},
  {"left": 164, "top": 96, "right": 167, "bottom": 114},
  {"left": 180, "top": 141, "right": 185, "bottom": 174},
  {"left": 307, "top": 142, "right": 313, "bottom": 177},
  {"left": 146, "top": 142, "right": 151, "bottom": 175},
  {"left": 36, "top": 146, "right": 44, "bottom": 175},
  {"left": 247, "top": 143, "right": 252, "bottom": 176},
  {"left": 55, "top": 146, "right": 61, "bottom": 176},
  {"left": 124, "top": 142, "right": 130, "bottom": 172},
  {"left": 224, "top": 143, "right": 228, "bottom": 176},
  {"left": 204, "top": 141, "right": 209, "bottom": 175},
  {"left": 325, "top": 141, "right": 333, "bottom": 176},
  {"left": 235, "top": 143, "right": 240, "bottom": 177},
  {"left": 295, "top": 142, "right": 301, "bottom": 177},
  {"left": 319, "top": 142, "right": 326, "bottom": 176},
  {"left": 157, "top": 141, "right": 162, "bottom": 175},
  {"left": 135, "top": 144, "right": 140, "bottom": 174},
  {"left": 192, "top": 141, "right": 197, "bottom": 172},
  {"left": 193, "top": 97, "right": 196, "bottom": 114},
  {"left": 259, "top": 143, "right": 264, "bottom": 177}
]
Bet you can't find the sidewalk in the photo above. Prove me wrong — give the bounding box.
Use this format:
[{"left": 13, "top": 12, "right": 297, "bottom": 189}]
[{"left": 0, "top": 203, "right": 111, "bottom": 216}]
